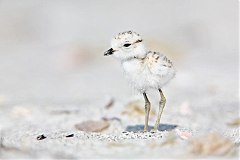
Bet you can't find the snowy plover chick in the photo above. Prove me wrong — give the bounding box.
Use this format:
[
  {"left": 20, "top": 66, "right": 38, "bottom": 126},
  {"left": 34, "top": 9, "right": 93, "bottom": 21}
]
[{"left": 104, "top": 31, "right": 176, "bottom": 132}]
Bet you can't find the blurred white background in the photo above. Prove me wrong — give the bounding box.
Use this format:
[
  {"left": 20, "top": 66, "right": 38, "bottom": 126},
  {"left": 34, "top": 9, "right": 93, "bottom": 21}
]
[{"left": 0, "top": 0, "right": 238, "bottom": 105}]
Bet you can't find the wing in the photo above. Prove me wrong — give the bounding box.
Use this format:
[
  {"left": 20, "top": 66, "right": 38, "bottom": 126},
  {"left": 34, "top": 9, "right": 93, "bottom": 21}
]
[{"left": 146, "top": 51, "right": 175, "bottom": 77}]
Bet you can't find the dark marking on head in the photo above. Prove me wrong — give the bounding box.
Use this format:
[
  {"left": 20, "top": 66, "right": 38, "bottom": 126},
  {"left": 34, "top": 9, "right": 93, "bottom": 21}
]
[
  {"left": 127, "top": 31, "right": 132, "bottom": 34},
  {"left": 163, "top": 56, "right": 167, "bottom": 61},
  {"left": 135, "top": 39, "right": 142, "bottom": 43}
]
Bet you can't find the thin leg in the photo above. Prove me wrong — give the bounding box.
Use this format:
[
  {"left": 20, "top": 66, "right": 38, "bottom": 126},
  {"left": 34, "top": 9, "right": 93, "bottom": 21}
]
[
  {"left": 143, "top": 92, "right": 151, "bottom": 132},
  {"left": 154, "top": 89, "right": 166, "bottom": 131}
]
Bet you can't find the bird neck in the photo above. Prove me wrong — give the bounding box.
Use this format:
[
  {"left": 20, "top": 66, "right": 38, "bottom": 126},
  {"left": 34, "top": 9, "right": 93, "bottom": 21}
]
[{"left": 121, "top": 54, "right": 147, "bottom": 63}]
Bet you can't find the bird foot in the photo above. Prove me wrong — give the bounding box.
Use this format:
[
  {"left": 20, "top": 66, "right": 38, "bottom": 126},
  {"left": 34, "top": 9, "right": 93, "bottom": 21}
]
[
  {"left": 143, "top": 129, "right": 148, "bottom": 132},
  {"left": 150, "top": 127, "right": 159, "bottom": 133}
]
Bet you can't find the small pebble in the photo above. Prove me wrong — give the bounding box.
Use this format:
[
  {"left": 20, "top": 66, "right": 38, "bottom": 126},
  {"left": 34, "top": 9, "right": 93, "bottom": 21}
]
[
  {"left": 36, "top": 134, "right": 46, "bottom": 140},
  {"left": 75, "top": 120, "right": 110, "bottom": 132},
  {"left": 105, "top": 98, "right": 115, "bottom": 109},
  {"left": 66, "top": 134, "right": 74, "bottom": 138}
]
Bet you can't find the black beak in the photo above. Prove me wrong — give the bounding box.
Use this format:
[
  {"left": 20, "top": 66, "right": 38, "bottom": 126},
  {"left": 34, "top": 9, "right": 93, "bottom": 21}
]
[{"left": 104, "top": 48, "right": 114, "bottom": 56}]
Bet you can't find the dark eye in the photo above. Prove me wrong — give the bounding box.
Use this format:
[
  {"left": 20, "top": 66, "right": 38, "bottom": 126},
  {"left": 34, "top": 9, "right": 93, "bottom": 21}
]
[{"left": 123, "top": 43, "right": 131, "bottom": 47}]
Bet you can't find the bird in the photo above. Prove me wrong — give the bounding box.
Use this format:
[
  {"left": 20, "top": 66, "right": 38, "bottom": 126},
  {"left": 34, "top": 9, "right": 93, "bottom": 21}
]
[{"left": 104, "top": 31, "right": 176, "bottom": 132}]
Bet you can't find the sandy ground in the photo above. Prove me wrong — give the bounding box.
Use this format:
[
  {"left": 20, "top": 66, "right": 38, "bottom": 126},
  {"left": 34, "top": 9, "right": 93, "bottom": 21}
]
[{"left": 0, "top": 47, "right": 239, "bottom": 159}]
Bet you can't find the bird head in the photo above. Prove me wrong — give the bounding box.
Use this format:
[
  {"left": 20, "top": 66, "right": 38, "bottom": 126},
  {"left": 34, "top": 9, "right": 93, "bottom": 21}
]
[{"left": 104, "top": 31, "right": 147, "bottom": 60}]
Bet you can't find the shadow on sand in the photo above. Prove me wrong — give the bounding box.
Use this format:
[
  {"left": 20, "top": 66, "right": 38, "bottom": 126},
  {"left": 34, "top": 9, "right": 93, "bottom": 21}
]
[{"left": 125, "top": 124, "right": 178, "bottom": 132}]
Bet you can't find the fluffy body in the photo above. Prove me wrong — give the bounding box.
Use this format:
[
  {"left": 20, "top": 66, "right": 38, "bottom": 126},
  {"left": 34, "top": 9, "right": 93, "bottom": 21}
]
[
  {"left": 109, "top": 31, "right": 176, "bottom": 93},
  {"left": 122, "top": 51, "right": 175, "bottom": 92}
]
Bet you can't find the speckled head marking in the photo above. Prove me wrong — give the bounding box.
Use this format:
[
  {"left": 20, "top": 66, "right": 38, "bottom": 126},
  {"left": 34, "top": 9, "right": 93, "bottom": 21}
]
[
  {"left": 114, "top": 30, "right": 140, "bottom": 39},
  {"left": 104, "top": 31, "right": 146, "bottom": 60}
]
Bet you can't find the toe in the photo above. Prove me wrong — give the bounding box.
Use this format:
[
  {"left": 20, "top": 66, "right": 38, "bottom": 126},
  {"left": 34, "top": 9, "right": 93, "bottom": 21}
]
[{"left": 150, "top": 128, "right": 157, "bottom": 133}]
